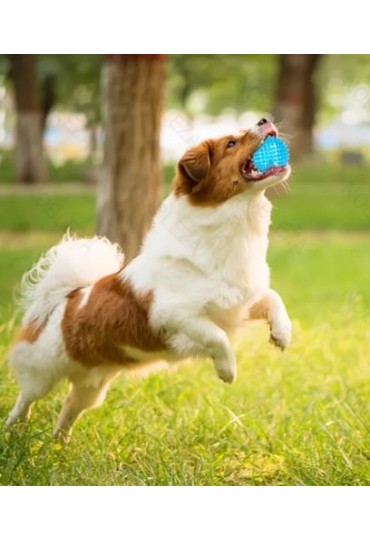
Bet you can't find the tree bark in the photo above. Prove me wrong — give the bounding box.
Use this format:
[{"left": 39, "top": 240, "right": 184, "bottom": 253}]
[
  {"left": 97, "top": 55, "right": 166, "bottom": 262},
  {"left": 274, "top": 54, "right": 322, "bottom": 162},
  {"left": 41, "top": 73, "right": 57, "bottom": 130},
  {"left": 9, "top": 54, "right": 47, "bottom": 184}
]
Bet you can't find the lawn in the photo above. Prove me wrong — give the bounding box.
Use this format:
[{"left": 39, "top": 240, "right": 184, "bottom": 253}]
[
  {"left": 0, "top": 152, "right": 96, "bottom": 184},
  {"left": 0, "top": 164, "right": 369, "bottom": 233},
  {"left": 0, "top": 164, "right": 370, "bottom": 485}
]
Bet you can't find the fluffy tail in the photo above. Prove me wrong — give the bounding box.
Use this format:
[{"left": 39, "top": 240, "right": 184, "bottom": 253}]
[{"left": 19, "top": 233, "right": 124, "bottom": 325}]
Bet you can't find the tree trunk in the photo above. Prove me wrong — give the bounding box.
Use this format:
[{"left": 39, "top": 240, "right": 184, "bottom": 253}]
[
  {"left": 9, "top": 54, "right": 47, "bottom": 184},
  {"left": 274, "top": 54, "right": 322, "bottom": 162},
  {"left": 41, "top": 73, "right": 57, "bottom": 130},
  {"left": 97, "top": 55, "right": 166, "bottom": 262}
]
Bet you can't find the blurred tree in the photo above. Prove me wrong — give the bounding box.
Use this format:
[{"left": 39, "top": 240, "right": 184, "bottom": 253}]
[
  {"left": 2, "top": 54, "right": 370, "bottom": 178},
  {"left": 274, "top": 55, "right": 322, "bottom": 161},
  {"left": 8, "top": 55, "right": 47, "bottom": 183},
  {"left": 39, "top": 55, "right": 102, "bottom": 127},
  {"left": 168, "top": 54, "right": 276, "bottom": 116},
  {"left": 318, "top": 55, "right": 370, "bottom": 124},
  {"left": 97, "top": 55, "right": 166, "bottom": 261},
  {"left": 41, "top": 73, "right": 57, "bottom": 130},
  {"left": 38, "top": 55, "right": 102, "bottom": 158}
]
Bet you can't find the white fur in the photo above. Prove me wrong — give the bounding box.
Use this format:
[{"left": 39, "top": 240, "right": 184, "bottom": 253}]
[
  {"left": 19, "top": 232, "right": 124, "bottom": 325},
  {"left": 7, "top": 234, "right": 124, "bottom": 439},
  {"left": 125, "top": 193, "right": 271, "bottom": 313},
  {"left": 122, "top": 190, "right": 275, "bottom": 382}
]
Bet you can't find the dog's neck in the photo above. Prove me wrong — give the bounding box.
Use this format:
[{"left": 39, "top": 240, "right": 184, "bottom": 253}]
[
  {"left": 122, "top": 190, "right": 272, "bottom": 299},
  {"left": 139, "top": 191, "right": 271, "bottom": 267}
]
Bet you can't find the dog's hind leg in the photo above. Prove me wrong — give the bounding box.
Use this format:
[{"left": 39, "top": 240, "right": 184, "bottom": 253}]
[
  {"left": 6, "top": 343, "right": 60, "bottom": 427},
  {"left": 6, "top": 391, "right": 42, "bottom": 426},
  {"left": 53, "top": 367, "right": 120, "bottom": 442}
]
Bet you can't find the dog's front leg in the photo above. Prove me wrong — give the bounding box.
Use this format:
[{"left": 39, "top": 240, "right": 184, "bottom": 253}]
[
  {"left": 170, "top": 318, "right": 237, "bottom": 383},
  {"left": 249, "top": 289, "right": 292, "bottom": 350}
]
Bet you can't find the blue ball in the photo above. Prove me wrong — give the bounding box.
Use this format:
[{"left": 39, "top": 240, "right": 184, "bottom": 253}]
[{"left": 252, "top": 137, "right": 289, "bottom": 173}]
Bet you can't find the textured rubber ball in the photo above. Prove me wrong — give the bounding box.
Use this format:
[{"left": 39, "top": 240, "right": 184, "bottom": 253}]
[{"left": 252, "top": 137, "right": 289, "bottom": 173}]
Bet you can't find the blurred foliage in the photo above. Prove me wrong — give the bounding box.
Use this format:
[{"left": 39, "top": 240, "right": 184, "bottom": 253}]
[
  {"left": 0, "top": 56, "right": 9, "bottom": 76},
  {"left": 167, "top": 54, "right": 370, "bottom": 120},
  {"left": 37, "top": 54, "right": 278, "bottom": 120},
  {"left": 38, "top": 55, "right": 102, "bottom": 126},
  {"left": 318, "top": 55, "right": 370, "bottom": 123},
  {"left": 1, "top": 54, "right": 370, "bottom": 126},
  {"left": 0, "top": 54, "right": 102, "bottom": 126},
  {"left": 167, "top": 54, "right": 277, "bottom": 115}
]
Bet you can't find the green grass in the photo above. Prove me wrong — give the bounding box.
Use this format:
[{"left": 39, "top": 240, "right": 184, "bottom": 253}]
[
  {"left": 0, "top": 194, "right": 95, "bottom": 233},
  {"left": 0, "top": 164, "right": 369, "bottom": 233},
  {"left": 270, "top": 163, "right": 370, "bottom": 231},
  {"left": 0, "top": 151, "right": 175, "bottom": 186},
  {"left": 0, "top": 231, "right": 369, "bottom": 485},
  {"left": 0, "top": 151, "right": 96, "bottom": 184},
  {"left": 0, "top": 163, "right": 369, "bottom": 485}
]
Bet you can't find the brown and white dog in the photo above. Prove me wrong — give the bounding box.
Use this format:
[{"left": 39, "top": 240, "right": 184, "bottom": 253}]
[{"left": 6, "top": 118, "right": 292, "bottom": 440}]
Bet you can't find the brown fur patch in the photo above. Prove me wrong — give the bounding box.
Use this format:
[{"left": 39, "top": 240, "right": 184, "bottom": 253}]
[
  {"left": 174, "top": 130, "right": 262, "bottom": 206},
  {"left": 248, "top": 298, "right": 270, "bottom": 321},
  {"left": 62, "top": 273, "right": 166, "bottom": 367},
  {"left": 14, "top": 319, "right": 46, "bottom": 344}
]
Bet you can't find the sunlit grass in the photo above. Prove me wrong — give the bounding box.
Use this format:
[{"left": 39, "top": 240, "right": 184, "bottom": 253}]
[
  {"left": 1, "top": 232, "right": 369, "bottom": 485},
  {"left": 0, "top": 163, "right": 370, "bottom": 232}
]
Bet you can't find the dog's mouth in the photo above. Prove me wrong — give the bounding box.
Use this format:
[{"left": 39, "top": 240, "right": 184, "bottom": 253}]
[
  {"left": 241, "top": 129, "right": 287, "bottom": 182},
  {"left": 241, "top": 159, "right": 287, "bottom": 182}
]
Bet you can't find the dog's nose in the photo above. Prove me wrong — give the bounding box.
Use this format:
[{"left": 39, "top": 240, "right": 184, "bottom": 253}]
[{"left": 257, "top": 118, "right": 270, "bottom": 126}]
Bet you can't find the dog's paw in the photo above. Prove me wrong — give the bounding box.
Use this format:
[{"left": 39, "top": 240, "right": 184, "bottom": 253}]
[
  {"left": 53, "top": 428, "right": 72, "bottom": 444},
  {"left": 215, "top": 363, "right": 237, "bottom": 384},
  {"left": 270, "top": 316, "right": 292, "bottom": 351},
  {"left": 213, "top": 353, "right": 237, "bottom": 384}
]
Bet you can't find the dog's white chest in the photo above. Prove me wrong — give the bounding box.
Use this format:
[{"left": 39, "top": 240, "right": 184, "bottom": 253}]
[{"left": 206, "top": 249, "right": 270, "bottom": 332}]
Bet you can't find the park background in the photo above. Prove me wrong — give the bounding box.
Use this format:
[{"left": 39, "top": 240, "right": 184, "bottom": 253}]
[{"left": 0, "top": 54, "right": 369, "bottom": 486}]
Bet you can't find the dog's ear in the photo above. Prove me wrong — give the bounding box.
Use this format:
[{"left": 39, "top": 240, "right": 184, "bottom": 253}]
[{"left": 178, "top": 141, "right": 212, "bottom": 189}]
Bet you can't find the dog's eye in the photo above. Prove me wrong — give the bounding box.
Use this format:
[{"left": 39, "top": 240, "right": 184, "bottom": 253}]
[{"left": 226, "top": 140, "right": 237, "bottom": 148}]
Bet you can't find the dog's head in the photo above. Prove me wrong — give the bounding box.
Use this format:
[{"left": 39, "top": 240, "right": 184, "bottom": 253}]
[{"left": 174, "top": 119, "right": 291, "bottom": 206}]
